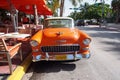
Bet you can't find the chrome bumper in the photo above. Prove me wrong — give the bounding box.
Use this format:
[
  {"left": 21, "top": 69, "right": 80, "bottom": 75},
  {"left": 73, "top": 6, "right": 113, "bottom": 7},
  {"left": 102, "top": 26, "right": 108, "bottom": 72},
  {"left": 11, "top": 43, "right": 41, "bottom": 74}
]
[{"left": 32, "top": 53, "right": 91, "bottom": 62}]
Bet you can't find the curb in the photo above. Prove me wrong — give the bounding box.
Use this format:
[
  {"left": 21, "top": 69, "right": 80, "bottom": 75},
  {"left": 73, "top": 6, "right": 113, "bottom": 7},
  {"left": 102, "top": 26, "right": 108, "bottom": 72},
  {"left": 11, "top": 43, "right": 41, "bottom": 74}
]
[{"left": 7, "top": 53, "right": 32, "bottom": 80}]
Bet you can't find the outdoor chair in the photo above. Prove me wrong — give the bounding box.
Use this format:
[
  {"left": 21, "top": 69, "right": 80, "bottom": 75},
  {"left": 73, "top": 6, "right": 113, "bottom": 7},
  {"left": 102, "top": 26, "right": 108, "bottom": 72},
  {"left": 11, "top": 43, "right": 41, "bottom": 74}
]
[
  {"left": 18, "top": 28, "right": 31, "bottom": 34},
  {"left": 0, "top": 38, "right": 22, "bottom": 74}
]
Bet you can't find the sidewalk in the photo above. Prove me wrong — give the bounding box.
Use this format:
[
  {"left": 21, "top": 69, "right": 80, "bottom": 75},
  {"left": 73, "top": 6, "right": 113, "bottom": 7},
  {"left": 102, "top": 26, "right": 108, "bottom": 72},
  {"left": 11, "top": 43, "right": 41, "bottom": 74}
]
[
  {"left": 90, "top": 23, "right": 120, "bottom": 31},
  {"left": 101, "top": 23, "right": 120, "bottom": 31}
]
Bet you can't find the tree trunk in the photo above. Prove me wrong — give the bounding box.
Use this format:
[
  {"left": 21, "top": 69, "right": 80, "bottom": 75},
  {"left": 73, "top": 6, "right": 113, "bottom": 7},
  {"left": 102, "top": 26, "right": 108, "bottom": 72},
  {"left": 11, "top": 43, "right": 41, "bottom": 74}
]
[
  {"left": 60, "top": 0, "right": 64, "bottom": 17},
  {"left": 7, "top": 0, "right": 17, "bottom": 32},
  {"left": 115, "top": 8, "right": 119, "bottom": 23},
  {"left": 33, "top": 5, "right": 38, "bottom": 25}
]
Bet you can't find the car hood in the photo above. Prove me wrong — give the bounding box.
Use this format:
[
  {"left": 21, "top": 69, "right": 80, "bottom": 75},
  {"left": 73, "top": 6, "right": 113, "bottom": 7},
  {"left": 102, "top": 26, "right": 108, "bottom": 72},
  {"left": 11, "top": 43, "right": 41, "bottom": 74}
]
[{"left": 42, "top": 28, "right": 80, "bottom": 44}]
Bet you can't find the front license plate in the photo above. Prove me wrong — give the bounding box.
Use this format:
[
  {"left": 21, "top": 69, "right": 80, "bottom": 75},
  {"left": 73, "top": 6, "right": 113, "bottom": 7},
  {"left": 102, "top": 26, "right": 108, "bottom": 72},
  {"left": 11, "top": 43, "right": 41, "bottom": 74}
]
[{"left": 55, "top": 55, "right": 67, "bottom": 60}]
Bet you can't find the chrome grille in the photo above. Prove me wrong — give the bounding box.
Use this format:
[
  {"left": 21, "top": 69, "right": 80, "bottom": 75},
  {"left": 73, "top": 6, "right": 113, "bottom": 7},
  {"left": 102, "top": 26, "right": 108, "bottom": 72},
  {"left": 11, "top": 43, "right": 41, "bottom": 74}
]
[{"left": 41, "top": 44, "right": 80, "bottom": 52}]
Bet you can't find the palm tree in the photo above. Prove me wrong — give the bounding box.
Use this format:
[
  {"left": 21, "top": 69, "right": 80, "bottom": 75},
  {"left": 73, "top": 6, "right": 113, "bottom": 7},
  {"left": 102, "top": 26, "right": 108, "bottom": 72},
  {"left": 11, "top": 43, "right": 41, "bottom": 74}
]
[
  {"left": 69, "top": 0, "right": 82, "bottom": 7},
  {"left": 60, "top": 0, "right": 64, "bottom": 16},
  {"left": 80, "top": 2, "right": 89, "bottom": 12},
  {"left": 79, "top": 2, "right": 89, "bottom": 19},
  {"left": 60, "top": 0, "right": 82, "bottom": 17},
  {"left": 46, "top": 0, "right": 82, "bottom": 17},
  {"left": 46, "top": 0, "right": 60, "bottom": 16}
]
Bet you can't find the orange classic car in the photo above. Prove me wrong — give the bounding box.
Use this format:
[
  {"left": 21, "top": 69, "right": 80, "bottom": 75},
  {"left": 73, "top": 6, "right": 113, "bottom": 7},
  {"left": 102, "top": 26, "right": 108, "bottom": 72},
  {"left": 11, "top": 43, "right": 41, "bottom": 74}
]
[{"left": 30, "top": 17, "right": 91, "bottom": 62}]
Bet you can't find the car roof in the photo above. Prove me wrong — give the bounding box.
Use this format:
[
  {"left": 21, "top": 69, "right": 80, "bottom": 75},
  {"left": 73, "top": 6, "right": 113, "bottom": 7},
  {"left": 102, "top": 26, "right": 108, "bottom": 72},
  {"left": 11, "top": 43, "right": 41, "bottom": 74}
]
[{"left": 45, "top": 17, "right": 73, "bottom": 20}]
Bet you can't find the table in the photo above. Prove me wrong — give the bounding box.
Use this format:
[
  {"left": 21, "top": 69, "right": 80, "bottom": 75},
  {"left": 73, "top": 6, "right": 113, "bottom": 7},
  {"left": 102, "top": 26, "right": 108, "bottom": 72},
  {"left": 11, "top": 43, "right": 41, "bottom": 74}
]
[
  {"left": 0, "top": 32, "right": 31, "bottom": 47},
  {"left": 1, "top": 32, "right": 30, "bottom": 38},
  {"left": 0, "top": 32, "right": 4, "bottom": 35}
]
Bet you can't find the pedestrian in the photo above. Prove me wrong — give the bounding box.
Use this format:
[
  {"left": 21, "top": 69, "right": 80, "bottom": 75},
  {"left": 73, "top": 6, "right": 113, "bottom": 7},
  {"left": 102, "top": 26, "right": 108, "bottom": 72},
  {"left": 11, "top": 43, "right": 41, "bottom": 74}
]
[{"left": 22, "top": 15, "right": 29, "bottom": 24}]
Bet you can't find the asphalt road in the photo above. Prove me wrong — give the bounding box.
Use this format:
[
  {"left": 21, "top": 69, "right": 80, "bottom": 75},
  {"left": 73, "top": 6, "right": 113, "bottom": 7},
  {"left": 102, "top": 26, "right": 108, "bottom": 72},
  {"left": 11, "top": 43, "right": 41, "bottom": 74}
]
[{"left": 22, "top": 25, "right": 120, "bottom": 80}]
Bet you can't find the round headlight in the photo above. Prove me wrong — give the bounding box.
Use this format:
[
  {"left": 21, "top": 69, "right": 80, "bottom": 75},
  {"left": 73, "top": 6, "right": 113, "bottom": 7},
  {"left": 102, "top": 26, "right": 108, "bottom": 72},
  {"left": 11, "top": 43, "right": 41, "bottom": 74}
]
[
  {"left": 83, "top": 38, "right": 91, "bottom": 45},
  {"left": 30, "top": 40, "right": 39, "bottom": 47}
]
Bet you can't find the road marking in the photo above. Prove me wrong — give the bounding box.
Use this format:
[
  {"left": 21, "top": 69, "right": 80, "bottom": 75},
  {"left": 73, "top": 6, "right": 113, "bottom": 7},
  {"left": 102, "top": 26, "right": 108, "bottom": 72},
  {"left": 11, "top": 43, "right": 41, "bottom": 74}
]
[{"left": 7, "top": 54, "right": 32, "bottom": 80}]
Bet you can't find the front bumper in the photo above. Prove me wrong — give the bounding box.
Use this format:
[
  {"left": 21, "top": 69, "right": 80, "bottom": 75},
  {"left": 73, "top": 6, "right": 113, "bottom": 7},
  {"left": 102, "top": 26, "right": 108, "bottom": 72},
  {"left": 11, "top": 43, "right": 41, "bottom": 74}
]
[{"left": 32, "top": 53, "right": 91, "bottom": 62}]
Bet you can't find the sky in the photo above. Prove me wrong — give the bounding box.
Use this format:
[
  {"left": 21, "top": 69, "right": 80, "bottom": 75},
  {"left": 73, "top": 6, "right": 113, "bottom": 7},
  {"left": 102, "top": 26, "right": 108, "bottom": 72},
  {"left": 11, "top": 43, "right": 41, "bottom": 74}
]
[{"left": 63, "top": 0, "right": 112, "bottom": 16}]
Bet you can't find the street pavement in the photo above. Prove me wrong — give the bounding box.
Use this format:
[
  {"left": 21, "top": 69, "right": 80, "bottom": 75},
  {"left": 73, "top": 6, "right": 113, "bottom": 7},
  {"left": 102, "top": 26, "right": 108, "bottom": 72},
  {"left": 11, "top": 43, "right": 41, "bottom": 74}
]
[{"left": 85, "top": 24, "right": 120, "bottom": 31}]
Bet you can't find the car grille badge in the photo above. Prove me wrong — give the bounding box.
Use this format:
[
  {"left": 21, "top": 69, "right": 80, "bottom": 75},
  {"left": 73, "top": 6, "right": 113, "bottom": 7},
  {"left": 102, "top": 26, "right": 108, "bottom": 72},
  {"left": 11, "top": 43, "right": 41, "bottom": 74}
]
[{"left": 56, "top": 40, "right": 67, "bottom": 44}]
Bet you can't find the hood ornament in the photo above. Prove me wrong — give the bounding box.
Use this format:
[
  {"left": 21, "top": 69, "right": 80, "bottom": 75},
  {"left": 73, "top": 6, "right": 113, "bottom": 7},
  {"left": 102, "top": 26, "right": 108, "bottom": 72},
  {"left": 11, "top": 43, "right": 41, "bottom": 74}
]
[{"left": 56, "top": 32, "right": 63, "bottom": 36}]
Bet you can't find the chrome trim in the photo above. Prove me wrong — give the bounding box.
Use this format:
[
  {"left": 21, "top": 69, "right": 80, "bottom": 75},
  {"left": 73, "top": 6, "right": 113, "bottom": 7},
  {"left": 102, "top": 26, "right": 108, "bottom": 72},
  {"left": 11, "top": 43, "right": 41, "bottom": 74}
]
[
  {"left": 32, "top": 49, "right": 39, "bottom": 52},
  {"left": 74, "top": 51, "right": 77, "bottom": 60},
  {"left": 32, "top": 53, "right": 91, "bottom": 62},
  {"left": 45, "top": 52, "right": 49, "bottom": 61},
  {"left": 82, "top": 47, "right": 89, "bottom": 50},
  {"left": 41, "top": 44, "right": 80, "bottom": 53}
]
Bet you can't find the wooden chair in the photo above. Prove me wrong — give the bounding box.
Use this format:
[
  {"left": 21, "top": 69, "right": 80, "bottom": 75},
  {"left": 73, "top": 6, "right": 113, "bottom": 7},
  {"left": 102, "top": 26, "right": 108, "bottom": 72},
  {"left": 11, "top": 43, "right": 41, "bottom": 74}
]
[
  {"left": 18, "top": 28, "right": 31, "bottom": 34},
  {"left": 0, "top": 27, "right": 9, "bottom": 33},
  {"left": 0, "top": 38, "right": 22, "bottom": 74}
]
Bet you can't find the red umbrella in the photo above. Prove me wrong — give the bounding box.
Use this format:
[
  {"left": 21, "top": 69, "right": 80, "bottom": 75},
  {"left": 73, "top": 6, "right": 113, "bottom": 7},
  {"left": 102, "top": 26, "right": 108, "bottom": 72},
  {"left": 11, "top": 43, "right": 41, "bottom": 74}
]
[
  {"left": 0, "top": 0, "right": 52, "bottom": 15},
  {"left": 0, "top": 0, "right": 52, "bottom": 31},
  {"left": 0, "top": 0, "right": 45, "bottom": 8},
  {"left": 18, "top": 5, "right": 52, "bottom": 15}
]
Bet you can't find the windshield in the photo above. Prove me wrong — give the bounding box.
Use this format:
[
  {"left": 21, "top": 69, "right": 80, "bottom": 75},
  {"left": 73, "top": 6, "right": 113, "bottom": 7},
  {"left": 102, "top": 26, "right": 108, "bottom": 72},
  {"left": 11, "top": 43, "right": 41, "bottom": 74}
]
[{"left": 45, "top": 19, "right": 72, "bottom": 28}]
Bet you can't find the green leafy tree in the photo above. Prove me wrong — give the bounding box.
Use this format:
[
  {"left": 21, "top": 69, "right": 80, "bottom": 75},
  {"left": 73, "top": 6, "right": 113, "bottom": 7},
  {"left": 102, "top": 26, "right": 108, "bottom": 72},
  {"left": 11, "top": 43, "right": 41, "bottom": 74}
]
[
  {"left": 0, "top": 9, "right": 9, "bottom": 22},
  {"left": 69, "top": 3, "right": 112, "bottom": 22},
  {"left": 86, "top": 3, "right": 111, "bottom": 18},
  {"left": 69, "top": 0, "right": 82, "bottom": 7},
  {"left": 79, "top": 2, "right": 89, "bottom": 19},
  {"left": 68, "top": 11, "right": 83, "bottom": 20},
  {"left": 111, "top": 0, "right": 120, "bottom": 23}
]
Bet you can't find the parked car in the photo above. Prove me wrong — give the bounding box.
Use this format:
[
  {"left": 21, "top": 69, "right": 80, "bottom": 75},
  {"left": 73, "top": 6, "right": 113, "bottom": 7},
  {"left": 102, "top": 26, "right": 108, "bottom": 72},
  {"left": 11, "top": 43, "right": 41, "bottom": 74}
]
[
  {"left": 30, "top": 17, "right": 92, "bottom": 62},
  {"left": 75, "top": 19, "right": 85, "bottom": 26}
]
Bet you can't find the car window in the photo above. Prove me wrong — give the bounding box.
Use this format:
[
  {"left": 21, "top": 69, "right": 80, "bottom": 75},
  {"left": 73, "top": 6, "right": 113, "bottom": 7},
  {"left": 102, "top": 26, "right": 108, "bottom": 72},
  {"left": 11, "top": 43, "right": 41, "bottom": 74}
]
[{"left": 45, "top": 19, "right": 72, "bottom": 28}]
